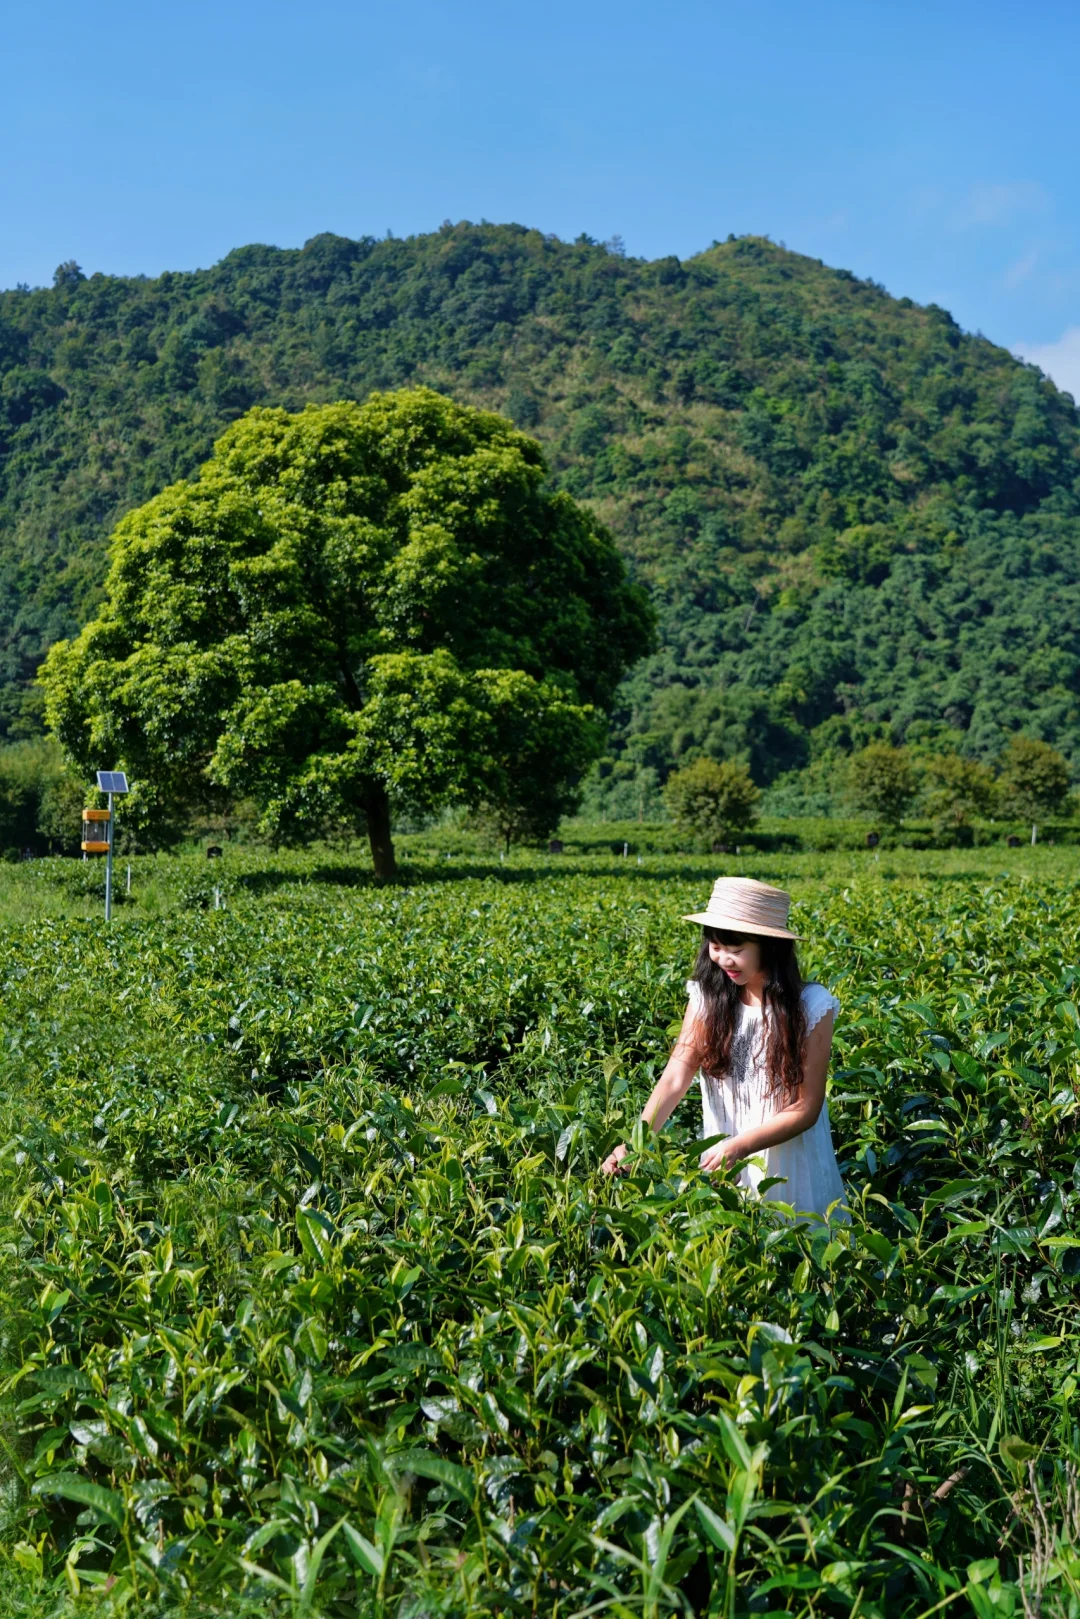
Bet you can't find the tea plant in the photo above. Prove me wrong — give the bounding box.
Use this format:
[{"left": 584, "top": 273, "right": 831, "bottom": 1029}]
[{"left": 0, "top": 852, "right": 1076, "bottom": 1615}]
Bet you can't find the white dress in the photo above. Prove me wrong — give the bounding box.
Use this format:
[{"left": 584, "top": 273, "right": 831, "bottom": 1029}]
[{"left": 687, "top": 978, "right": 850, "bottom": 1227}]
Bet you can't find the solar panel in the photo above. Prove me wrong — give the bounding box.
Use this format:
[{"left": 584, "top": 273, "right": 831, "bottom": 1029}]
[{"left": 96, "top": 771, "right": 129, "bottom": 794}]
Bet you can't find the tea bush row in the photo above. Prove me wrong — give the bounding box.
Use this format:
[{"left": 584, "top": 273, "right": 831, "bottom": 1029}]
[{"left": 0, "top": 863, "right": 1077, "bottom": 1615}]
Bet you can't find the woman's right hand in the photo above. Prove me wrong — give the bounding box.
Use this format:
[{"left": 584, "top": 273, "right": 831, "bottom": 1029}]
[{"left": 601, "top": 1142, "right": 630, "bottom": 1176}]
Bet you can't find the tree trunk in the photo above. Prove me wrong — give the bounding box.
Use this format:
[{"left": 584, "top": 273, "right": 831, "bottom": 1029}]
[{"left": 364, "top": 783, "right": 397, "bottom": 880}]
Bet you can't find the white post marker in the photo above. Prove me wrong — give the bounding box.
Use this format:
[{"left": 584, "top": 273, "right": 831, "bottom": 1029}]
[{"left": 96, "top": 772, "right": 130, "bottom": 921}]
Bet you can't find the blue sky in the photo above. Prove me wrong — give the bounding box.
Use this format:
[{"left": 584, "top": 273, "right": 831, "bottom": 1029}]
[{"left": 2, "top": 0, "right": 1078, "bottom": 395}]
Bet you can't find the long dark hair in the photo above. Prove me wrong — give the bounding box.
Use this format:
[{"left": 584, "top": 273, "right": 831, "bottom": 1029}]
[{"left": 691, "top": 927, "right": 807, "bottom": 1105}]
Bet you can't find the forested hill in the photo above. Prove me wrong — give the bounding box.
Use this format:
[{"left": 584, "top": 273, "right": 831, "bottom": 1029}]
[{"left": 2, "top": 223, "right": 1079, "bottom": 801}]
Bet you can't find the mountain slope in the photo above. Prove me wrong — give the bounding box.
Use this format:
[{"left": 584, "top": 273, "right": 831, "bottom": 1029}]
[{"left": 1, "top": 223, "right": 1078, "bottom": 793}]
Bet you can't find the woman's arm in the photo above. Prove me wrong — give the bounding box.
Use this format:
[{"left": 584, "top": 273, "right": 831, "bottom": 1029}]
[
  {"left": 600, "top": 1000, "right": 704, "bottom": 1174},
  {"left": 699, "top": 1011, "right": 835, "bottom": 1174}
]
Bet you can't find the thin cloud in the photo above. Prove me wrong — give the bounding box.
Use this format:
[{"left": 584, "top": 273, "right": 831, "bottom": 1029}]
[
  {"left": 791, "top": 210, "right": 850, "bottom": 257},
  {"left": 951, "top": 181, "right": 1049, "bottom": 230},
  {"left": 1014, "top": 328, "right": 1080, "bottom": 404},
  {"left": 1003, "top": 248, "right": 1038, "bottom": 289},
  {"left": 801, "top": 210, "right": 849, "bottom": 236}
]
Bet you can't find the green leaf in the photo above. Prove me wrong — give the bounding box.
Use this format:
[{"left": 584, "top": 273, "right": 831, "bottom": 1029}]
[
  {"left": 862, "top": 1229, "right": 896, "bottom": 1263},
  {"left": 925, "top": 1178, "right": 986, "bottom": 1208},
  {"left": 341, "top": 1521, "right": 384, "bottom": 1578},
  {"left": 950, "top": 1052, "right": 986, "bottom": 1085},
  {"left": 944, "top": 1220, "right": 989, "bottom": 1242},
  {"left": 999, "top": 1435, "right": 1037, "bottom": 1470},
  {"left": 394, "top": 1450, "right": 475, "bottom": 1502},
  {"left": 298, "top": 1518, "right": 346, "bottom": 1612},
  {"left": 931, "top": 1281, "right": 990, "bottom": 1304},
  {"left": 694, "top": 1497, "right": 735, "bottom": 1554},
  {"left": 295, "top": 1207, "right": 334, "bottom": 1264},
  {"left": 31, "top": 1473, "right": 124, "bottom": 1529},
  {"left": 717, "top": 1411, "right": 754, "bottom": 1471},
  {"left": 727, "top": 1466, "right": 757, "bottom": 1532},
  {"left": 755, "top": 1565, "right": 823, "bottom": 1593},
  {"left": 428, "top": 1077, "right": 464, "bottom": 1098}
]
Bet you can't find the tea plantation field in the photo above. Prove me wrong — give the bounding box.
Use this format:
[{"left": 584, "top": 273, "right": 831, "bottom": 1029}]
[{"left": 0, "top": 844, "right": 1077, "bottom": 1618}]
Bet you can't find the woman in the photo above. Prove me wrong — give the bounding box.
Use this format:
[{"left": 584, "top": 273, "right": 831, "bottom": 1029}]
[{"left": 601, "top": 876, "right": 849, "bottom": 1226}]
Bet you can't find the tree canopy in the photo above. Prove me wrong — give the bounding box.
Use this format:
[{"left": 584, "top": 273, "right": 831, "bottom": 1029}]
[
  {"left": 662, "top": 756, "right": 759, "bottom": 851},
  {"left": 996, "top": 735, "right": 1072, "bottom": 830},
  {"left": 40, "top": 389, "right": 653, "bottom": 874},
  {"left": 848, "top": 743, "right": 919, "bottom": 826}
]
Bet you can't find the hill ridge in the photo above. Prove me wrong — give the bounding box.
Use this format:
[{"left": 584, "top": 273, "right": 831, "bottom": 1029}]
[{"left": 1, "top": 221, "right": 1078, "bottom": 801}]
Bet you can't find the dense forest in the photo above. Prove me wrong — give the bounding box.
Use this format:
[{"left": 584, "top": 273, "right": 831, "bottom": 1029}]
[{"left": 1, "top": 222, "right": 1078, "bottom": 811}]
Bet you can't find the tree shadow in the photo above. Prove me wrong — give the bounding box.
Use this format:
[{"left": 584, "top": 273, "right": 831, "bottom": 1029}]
[
  {"left": 236, "top": 859, "right": 725, "bottom": 895},
  {"left": 235, "top": 869, "right": 313, "bottom": 896},
  {"left": 236, "top": 854, "right": 1015, "bottom": 897},
  {"left": 311, "top": 859, "right": 743, "bottom": 887},
  {"left": 873, "top": 868, "right": 1007, "bottom": 883}
]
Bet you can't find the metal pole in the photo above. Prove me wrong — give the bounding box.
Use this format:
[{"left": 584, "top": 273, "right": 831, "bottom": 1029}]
[
  {"left": 126, "top": 863, "right": 131, "bottom": 894},
  {"left": 105, "top": 792, "right": 114, "bottom": 921}
]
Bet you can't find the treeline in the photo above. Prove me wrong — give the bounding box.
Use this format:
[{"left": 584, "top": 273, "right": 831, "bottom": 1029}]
[
  {"left": 12, "top": 730, "right": 1071, "bottom": 862},
  {"left": 0, "top": 739, "right": 85, "bottom": 858},
  {"left": 657, "top": 733, "right": 1073, "bottom": 851},
  {"left": 1, "top": 223, "right": 1078, "bottom": 797}
]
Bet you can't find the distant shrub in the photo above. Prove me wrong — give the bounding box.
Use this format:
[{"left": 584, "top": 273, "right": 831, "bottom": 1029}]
[
  {"left": 662, "top": 757, "right": 759, "bottom": 849},
  {"left": 997, "top": 736, "right": 1071, "bottom": 834},
  {"left": 0, "top": 738, "right": 87, "bottom": 855},
  {"left": 923, "top": 753, "right": 999, "bottom": 843},
  {"left": 848, "top": 744, "right": 918, "bottom": 826}
]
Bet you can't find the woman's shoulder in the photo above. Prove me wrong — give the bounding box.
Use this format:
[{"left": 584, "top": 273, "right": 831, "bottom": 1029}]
[
  {"left": 685, "top": 978, "right": 839, "bottom": 1027},
  {"left": 801, "top": 980, "right": 840, "bottom": 1029}
]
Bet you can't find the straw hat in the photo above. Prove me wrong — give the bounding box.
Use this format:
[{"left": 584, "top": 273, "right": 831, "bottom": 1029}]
[{"left": 682, "top": 876, "right": 800, "bottom": 940}]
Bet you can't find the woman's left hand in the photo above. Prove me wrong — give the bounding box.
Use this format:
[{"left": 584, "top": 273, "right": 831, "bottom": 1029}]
[{"left": 699, "top": 1137, "right": 743, "bottom": 1174}]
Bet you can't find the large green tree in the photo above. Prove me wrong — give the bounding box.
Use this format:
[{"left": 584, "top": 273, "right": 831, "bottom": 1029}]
[{"left": 40, "top": 388, "right": 654, "bottom": 876}]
